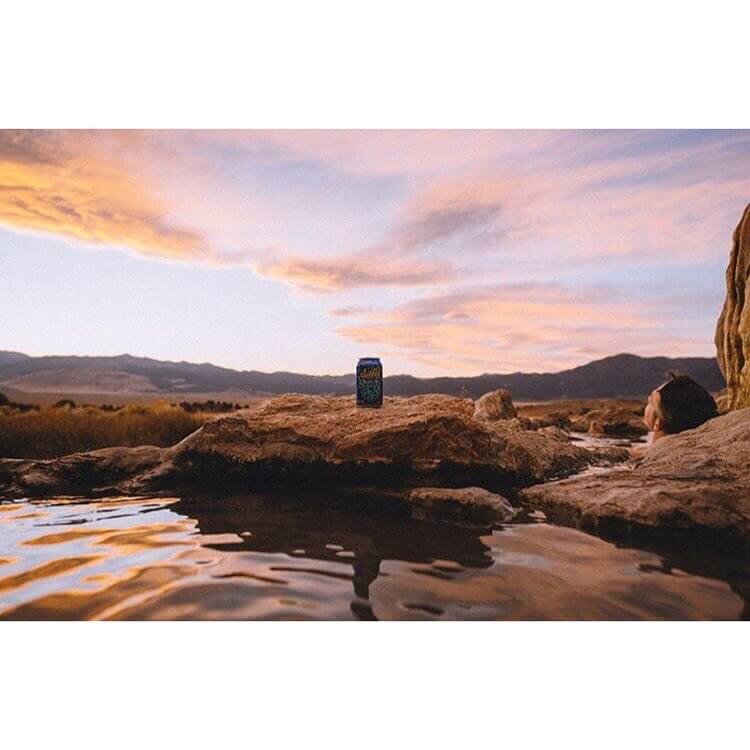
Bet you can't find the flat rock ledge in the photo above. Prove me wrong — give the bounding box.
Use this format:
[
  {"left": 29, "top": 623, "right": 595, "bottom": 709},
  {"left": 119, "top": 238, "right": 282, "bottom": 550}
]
[
  {"left": 0, "top": 394, "right": 627, "bottom": 500},
  {"left": 406, "top": 486, "right": 516, "bottom": 521},
  {"left": 520, "top": 407, "right": 750, "bottom": 546}
]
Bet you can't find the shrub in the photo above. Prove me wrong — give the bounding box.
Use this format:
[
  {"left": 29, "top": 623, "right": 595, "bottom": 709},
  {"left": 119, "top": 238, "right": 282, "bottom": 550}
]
[{"left": 0, "top": 402, "right": 211, "bottom": 459}]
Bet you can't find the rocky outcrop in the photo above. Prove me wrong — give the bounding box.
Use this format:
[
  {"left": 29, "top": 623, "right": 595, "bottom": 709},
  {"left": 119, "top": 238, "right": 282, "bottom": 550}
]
[
  {"left": 170, "top": 394, "right": 613, "bottom": 489},
  {"left": 715, "top": 203, "right": 750, "bottom": 410},
  {"left": 473, "top": 389, "right": 517, "bottom": 421},
  {"left": 520, "top": 407, "right": 750, "bottom": 544},
  {"left": 515, "top": 399, "right": 647, "bottom": 435},
  {"left": 0, "top": 445, "right": 167, "bottom": 498},
  {"left": 511, "top": 413, "right": 573, "bottom": 431},
  {"left": 405, "top": 486, "right": 515, "bottom": 521},
  {"left": 0, "top": 393, "right": 627, "bottom": 500},
  {"left": 570, "top": 405, "right": 647, "bottom": 436}
]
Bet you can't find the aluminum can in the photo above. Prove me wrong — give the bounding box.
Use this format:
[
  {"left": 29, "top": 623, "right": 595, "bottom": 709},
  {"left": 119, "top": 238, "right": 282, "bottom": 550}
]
[{"left": 356, "top": 357, "right": 383, "bottom": 407}]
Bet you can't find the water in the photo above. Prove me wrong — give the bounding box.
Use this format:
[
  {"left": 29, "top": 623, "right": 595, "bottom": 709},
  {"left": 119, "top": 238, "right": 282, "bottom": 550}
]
[{"left": 1, "top": 491, "right": 747, "bottom": 620}]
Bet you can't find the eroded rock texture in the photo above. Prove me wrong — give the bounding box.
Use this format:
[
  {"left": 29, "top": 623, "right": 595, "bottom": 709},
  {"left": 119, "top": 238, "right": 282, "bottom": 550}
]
[
  {"left": 0, "top": 394, "right": 625, "bottom": 499},
  {"left": 520, "top": 407, "right": 750, "bottom": 544},
  {"left": 405, "top": 486, "right": 516, "bottom": 521},
  {"left": 473, "top": 389, "right": 517, "bottom": 421},
  {"left": 716, "top": 203, "right": 750, "bottom": 410}
]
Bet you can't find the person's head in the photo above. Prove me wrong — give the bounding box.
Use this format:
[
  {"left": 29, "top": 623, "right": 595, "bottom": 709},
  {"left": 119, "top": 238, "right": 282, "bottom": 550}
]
[{"left": 643, "top": 371, "right": 718, "bottom": 440}]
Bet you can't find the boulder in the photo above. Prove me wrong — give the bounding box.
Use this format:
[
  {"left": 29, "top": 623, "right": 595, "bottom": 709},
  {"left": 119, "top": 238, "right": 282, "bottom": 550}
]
[
  {"left": 171, "top": 394, "right": 604, "bottom": 488},
  {"left": 520, "top": 407, "right": 750, "bottom": 545},
  {"left": 473, "top": 389, "right": 517, "bottom": 421},
  {"left": 715, "top": 202, "right": 750, "bottom": 410},
  {"left": 405, "top": 486, "right": 516, "bottom": 521},
  {"left": 0, "top": 393, "right": 628, "bottom": 499}
]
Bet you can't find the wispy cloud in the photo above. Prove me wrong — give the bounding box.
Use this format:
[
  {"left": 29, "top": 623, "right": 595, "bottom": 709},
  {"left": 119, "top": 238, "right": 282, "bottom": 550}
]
[
  {"left": 328, "top": 304, "right": 382, "bottom": 317},
  {"left": 252, "top": 177, "right": 535, "bottom": 291},
  {"left": 1, "top": 129, "right": 747, "bottom": 374},
  {"left": 0, "top": 130, "right": 207, "bottom": 261},
  {"left": 254, "top": 253, "right": 454, "bottom": 292},
  {"left": 336, "top": 283, "right": 711, "bottom": 373},
  {"left": 249, "top": 131, "right": 750, "bottom": 294}
]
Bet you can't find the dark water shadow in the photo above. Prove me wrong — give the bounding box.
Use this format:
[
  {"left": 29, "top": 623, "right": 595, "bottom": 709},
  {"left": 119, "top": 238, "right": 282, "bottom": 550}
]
[
  {"left": 175, "top": 490, "right": 750, "bottom": 620},
  {"left": 176, "top": 490, "right": 495, "bottom": 618}
]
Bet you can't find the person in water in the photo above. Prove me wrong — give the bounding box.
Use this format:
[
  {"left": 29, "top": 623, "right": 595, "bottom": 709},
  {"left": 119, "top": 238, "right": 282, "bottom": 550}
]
[{"left": 642, "top": 371, "right": 718, "bottom": 444}]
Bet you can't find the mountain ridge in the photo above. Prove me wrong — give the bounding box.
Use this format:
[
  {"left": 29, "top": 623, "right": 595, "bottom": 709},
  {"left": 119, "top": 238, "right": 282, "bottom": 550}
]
[{"left": 0, "top": 350, "right": 725, "bottom": 400}]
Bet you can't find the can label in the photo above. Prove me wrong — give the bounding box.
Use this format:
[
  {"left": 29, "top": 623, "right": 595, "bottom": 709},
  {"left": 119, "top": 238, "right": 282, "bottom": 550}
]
[{"left": 356, "top": 357, "right": 383, "bottom": 407}]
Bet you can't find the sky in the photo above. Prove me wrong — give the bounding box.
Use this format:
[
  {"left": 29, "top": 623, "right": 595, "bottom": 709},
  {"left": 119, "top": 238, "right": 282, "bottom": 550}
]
[{"left": 1, "top": 129, "right": 748, "bottom": 377}]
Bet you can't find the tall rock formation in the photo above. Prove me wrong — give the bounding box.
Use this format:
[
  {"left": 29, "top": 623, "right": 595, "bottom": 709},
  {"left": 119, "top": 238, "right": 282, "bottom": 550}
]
[{"left": 716, "top": 203, "right": 750, "bottom": 410}]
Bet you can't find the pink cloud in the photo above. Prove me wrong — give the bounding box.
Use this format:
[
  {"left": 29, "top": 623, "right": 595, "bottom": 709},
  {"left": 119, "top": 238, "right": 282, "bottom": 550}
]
[
  {"left": 254, "top": 253, "right": 455, "bottom": 292},
  {"left": 0, "top": 130, "right": 209, "bottom": 262},
  {"left": 336, "top": 283, "right": 712, "bottom": 374}
]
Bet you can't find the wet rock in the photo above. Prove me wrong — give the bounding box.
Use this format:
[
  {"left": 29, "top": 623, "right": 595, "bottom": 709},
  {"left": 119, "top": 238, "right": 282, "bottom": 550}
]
[
  {"left": 0, "top": 445, "right": 166, "bottom": 498},
  {"left": 0, "top": 394, "right": 625, "bottom": 499},
  {"left": 715, "top": 203, "right": 750, "bottom": 410},
  {"left": 520, "top": 407, "right": 750, "bottom": 544},
  {"left": 473, "top": 389, "right": 517, "bottom": 421},
  {"left": 503, "top": 414, "right": 573, "bottom": 432},
  {"left": 430, "top": 559, "right": 464, "bottom": 572},
  {"left": 405, "top": 486, "right": 515, "bottom": 520},
  {"left": 571, "top": 405, "right": 647, "bottom": 436}
]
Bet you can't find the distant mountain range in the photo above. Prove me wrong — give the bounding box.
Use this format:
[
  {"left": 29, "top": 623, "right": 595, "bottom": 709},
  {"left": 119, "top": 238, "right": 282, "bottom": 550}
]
[{"left": 0, "top": 351, "right": 725, "bottom": 401}]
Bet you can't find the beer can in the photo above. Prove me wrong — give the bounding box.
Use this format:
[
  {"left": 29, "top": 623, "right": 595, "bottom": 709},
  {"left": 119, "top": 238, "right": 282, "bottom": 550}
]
[{"left": 356, "top": 357, "right": 383, "bottom": 407}]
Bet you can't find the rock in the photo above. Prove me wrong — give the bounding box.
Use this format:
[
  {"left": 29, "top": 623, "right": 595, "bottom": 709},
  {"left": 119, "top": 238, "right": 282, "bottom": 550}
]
[
  {"left": 431, "top": 559, "right": 464, "bottom": 572},
  {"left": 520, "top": 407, "right": 750, "bottom": 545},
  {"left": 504, "top": 417, "right": 532, "bottom": 431},
  {"left": 0, "top": 445, "right": 167, "bottom": 498},
  {"left": 588, "top": 446, "right": 632, "bottom": 464},
  {"left": 405, "top": 486, "right": 515, "bottom": 520},
  {"left": 588, "top": 420, "right": 604, "bottom": 436},
  {"left": 537, "top": 426, "right": 571, "bottom": 442},
  {"left": 715, "top": 203, "right": 750, "bottom": 410},
  {"left": 571, "top": 405, "right": 647, "bottom": 436},
  {"left": 714, "top": 390, "right": 730, "bottom": 414},
  {"left": 473, "top": 389, "right": 517, "bottom": 421},
  {"left": 540, "top": 411, "right": 573, "bottom": 430},
  {"left": 172, "top": 394, "right": 602, "bottom": 489},
  {"left": 504, "top": 414, "right": 572, "bottom": 432},
  {"left": 0, "top": 394, "right": 627, "bottom": 499}
]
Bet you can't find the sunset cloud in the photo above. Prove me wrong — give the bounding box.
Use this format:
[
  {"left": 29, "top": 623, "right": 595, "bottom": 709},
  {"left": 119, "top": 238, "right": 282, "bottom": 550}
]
[
  {"left": 394, "top": 177, "right": 537, "bottom": 250},
  {"left": 252, "top": 178, "right": 533, "bottom": 291},
  {"left": 255, "top": 253, "right": 454, "bottom": 292},
  {"left": 0, "top": 130, "right": 207, "bottom": 261},
  {"left": 335, "top": 283, "right": 707, "bottom": 373},
  {"left": 2, "top": 129, "right": 747, "bottom": 375}
]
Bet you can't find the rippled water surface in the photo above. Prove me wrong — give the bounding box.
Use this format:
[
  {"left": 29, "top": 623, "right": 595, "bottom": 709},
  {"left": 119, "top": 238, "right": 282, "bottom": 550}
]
[{"left": 1, "top": 492, "right": 748, "bottom": 620}]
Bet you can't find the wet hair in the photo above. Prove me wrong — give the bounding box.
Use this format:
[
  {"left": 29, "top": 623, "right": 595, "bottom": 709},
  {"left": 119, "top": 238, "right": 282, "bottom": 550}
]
[{"left": 656, "top": 371, "right": 718, "bottom": 434}]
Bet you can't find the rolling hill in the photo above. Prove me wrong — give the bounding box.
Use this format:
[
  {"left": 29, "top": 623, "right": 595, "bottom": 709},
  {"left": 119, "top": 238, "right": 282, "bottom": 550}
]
[{"left": 0, "top": 351, "right": 725, "bottom": 401}]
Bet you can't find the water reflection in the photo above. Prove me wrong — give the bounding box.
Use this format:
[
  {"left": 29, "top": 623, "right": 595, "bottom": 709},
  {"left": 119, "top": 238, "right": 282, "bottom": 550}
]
[{"left": 0, "top": 492, "right": 747, "bottom": 620}]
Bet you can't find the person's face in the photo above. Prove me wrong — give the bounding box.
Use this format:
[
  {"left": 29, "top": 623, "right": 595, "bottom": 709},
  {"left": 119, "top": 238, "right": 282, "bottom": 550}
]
[{"left": 643, "top": 388, "right": 663, "bottom": 432}]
